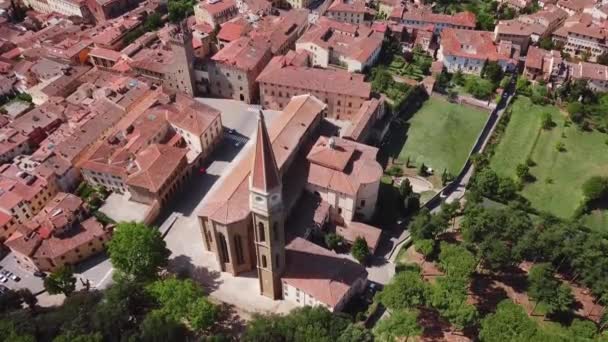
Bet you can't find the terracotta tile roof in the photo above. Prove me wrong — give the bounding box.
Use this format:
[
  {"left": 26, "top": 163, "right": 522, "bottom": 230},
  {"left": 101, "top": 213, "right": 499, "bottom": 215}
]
[
  {"left": 211, "top": 37, "right": 271, "bottom": 71},
  {"left": 571, "top": 61, "right": 608, "bottom": 81},
  {"left": 342, "top": 98, "right": 382, "bottom": 141},
  {"left": 249, "top": 10, "right": 309, "bottom": 55},
  {"left": 198, "top": 0, "right": 237, "bottom": 16},
  {"left": 328, "top": 0, "right": 370, "bottom": 14},
  {"left": 297, "top": 17, "right": 384, "bottom": 64},
  {"left": 283, "top": 237, "right": 367, "bottom": 308},
  {"left": 306, "top": 136, "right": 382, "bottom": 196},
  {"left": 557, "top": 0, "right": 595, "bottom": 12},
  {"left": 89, "top": 47, "right": 123, "bottom": 61},
  {"left": 440, "top": 29, "right": 519, "bottom": 63},
  {"left": 257, "top": 55, "right": 371, "bottom": 98},
  {"left": 199, "top": 95, "right": 326, "bottom": 224},
  {"left": 401, "top": 10, "right": 476, "bottom": 28},
  {"left": 217, "top": 19, "right": 251, "bottom": 42},
  {"left": 166, "top": 94, "right": 221, "bottom": 136},
  {"left": 337, "top": 221, "right": 382, "bottom": 252},
  {"left": 126, "top": 144, "right": 187, "bottom": 193},
  {"left": 251, "top": 111, "right": 281, "bottom": 192}
]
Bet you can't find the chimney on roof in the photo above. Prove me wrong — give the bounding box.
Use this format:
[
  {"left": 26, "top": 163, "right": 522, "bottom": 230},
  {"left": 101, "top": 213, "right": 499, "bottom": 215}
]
[{"left": 328, "top": 137, "right": 336, "bottom": 149}]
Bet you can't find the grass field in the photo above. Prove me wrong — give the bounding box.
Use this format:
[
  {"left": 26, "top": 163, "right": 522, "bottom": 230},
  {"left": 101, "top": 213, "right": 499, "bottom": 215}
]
[
  {"left": 387, "top": 96, "right": 488, "bottom": 174},
  {"left": 490, "top": 97, "right": 608, "bottom": 221}
]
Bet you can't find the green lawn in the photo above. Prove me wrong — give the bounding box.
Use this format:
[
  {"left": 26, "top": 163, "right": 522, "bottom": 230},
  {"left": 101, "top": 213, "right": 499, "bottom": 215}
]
[
  {"left": 390, "top": 97, "right": 488, "bottom": 174},
  {"left": 490, "top": 97, "right": 608, "bottom": 221}
]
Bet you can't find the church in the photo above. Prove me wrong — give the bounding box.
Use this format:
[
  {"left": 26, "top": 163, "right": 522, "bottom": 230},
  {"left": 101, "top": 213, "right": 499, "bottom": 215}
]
[{"left": 198, "top": 94, "right": 383, "bottom": 310}]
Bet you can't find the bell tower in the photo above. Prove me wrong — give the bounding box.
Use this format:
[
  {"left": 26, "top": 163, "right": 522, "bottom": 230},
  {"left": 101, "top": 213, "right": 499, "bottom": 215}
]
[{"left": 249, "top": 110, "right": 285, "bottom": 300}]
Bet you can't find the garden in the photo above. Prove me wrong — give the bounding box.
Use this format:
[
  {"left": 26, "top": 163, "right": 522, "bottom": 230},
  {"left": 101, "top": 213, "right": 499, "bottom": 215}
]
[
  {"left": 489, "top": 96, "right": 608, "bottom": 230},
  {"left": 386, "top": 48, "right": 432, "bottom": 82},
  {"left": 384, "top": 96, "right": 488, "bottom": 177}
]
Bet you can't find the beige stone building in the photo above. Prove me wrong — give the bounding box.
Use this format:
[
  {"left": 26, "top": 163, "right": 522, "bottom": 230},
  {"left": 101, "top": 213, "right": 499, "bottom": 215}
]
[
  {"left": 5, "top": 193, "right": 112, "bottom": 272},
  {"left": 0, "top": 164, "right": 58, "bottom": 241},
  {"left": 208, "top": 37, "right": 273, "bottom": 104},
  {"left": 81, "top": 93, "right": 222, "bottom": 206},
  {"left": 296, "top": 18, "right": 383, "bottom": 72},
  {"left": 326, "top": 0, "right": 372, "bottom": 24},
  {"left": 257, "top": 51, "right": 372, "bottom": 119},
  {"left": 194, "top": 0, "right": 238, "bottom": 28}
]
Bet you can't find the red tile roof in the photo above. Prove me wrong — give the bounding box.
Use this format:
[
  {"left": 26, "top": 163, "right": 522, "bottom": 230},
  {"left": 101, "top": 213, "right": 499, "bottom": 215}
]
[{"left": 283, "top": 237, "right": 367, "bottom": 308}]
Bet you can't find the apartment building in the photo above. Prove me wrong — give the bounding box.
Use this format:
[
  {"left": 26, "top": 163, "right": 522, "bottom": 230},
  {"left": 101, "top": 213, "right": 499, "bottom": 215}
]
[
  {"left": 249, "top": 10, "right": 310, "bottom": 56},
  {"left": 5, "top": 193, "right": 112, "bottom": 272},
  {"left": 570, "top": 61, "right": 608, "bottom": 92},
  {"left": 326, "top": 0, "right": 373, "bottom": 24},
  {"left": 438, "top": 29, "right": 520, "bottom": 75},
  {"left": 0, "top": 164, "right": 59, "bottom": 240},
  {"left": 553, "top": 19, "right": 608, "bottom": 61},
  {"left": 524, "top": 46, "right": 565, "bottom": 81},
  {"left": 0, "top": 128, "right": 30, "bottom": 164},
  {"left": 81, "top": 94, "right": 222, "bottom": 205},
  {"left": 557, "top": 0, "right": 595, "bottom": 15},
  {"left": 90, "top": 17, "right": 142, "bottom": 50},
  {"left": 22, "top": 0, "right": 92, "bottom": 21},
  {"left": 257, "top": 51, "right": 372, "bottom": 119},
  {"left": 296, "top": 18, "right": 383, "bottom": 72},
  {"left": 494, "top": 5, "right": 568, "bottom": 52},
  {"left": 208, "top": 37, "right": 273, "bottom": 103},
  {"left": 194, "top": 0, "right": 238, "bottom": 28},
  {"left": 399, "top": 10, "right": 476, "bottom": 34}
]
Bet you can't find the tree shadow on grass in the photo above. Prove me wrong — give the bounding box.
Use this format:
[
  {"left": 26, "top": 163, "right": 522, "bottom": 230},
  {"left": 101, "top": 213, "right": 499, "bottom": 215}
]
[
  {"left": 470, "top": 274, "right": 509, "bottom": 316},
  {"left": 212, "top": 302, "right": 247, "bottom": 337}
]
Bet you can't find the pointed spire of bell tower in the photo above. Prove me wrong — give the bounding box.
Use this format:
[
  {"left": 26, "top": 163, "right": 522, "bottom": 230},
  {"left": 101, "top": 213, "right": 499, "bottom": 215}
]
[{"left": 250, "top": 110, "right": 281, "bottom": 193}]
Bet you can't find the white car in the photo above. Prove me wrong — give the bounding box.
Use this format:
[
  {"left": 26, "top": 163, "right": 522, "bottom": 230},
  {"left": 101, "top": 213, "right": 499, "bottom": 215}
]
[
  {"left": 0, "top": 276, "right": 7, "bottom": 283},
  {"left": 10, "top": 274, "right": 19, "bottom": 281}
]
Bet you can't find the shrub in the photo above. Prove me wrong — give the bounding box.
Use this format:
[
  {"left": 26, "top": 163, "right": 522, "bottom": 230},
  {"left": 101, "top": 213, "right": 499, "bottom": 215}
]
[
  {"left": 324, "top": 233, "right": 343, "bottom": 250},
  {"left": 351, "top": 237, "right": 370, "bottom": 264},
  {"left": 386, "top": 165, "right": 403, "bottom": 177}
]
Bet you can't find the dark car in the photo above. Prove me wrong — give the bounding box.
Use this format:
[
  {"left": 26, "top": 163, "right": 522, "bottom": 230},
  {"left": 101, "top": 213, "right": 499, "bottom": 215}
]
[{"left": 33, "top": 271, "right": 46, "bottom": 278}]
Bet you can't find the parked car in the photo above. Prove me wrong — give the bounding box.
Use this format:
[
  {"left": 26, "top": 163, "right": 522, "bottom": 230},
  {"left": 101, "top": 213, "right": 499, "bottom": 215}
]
[
  {"left": 33, "top": 271, "right": 46, "bottom": 278},
  {"left": 10, "top": 274, "right": 19, "bottom": 282},
  {"left": 0, "top": 276, "right": 7, "bottom": 283}
]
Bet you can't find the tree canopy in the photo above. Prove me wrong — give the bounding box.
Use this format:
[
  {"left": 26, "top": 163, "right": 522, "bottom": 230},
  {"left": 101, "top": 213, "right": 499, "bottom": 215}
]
[
  {"left": 351, "top": 237, "right": 370, "bottom": 264},
  {"left": 373, "top": 309, "right": 422, "bottom": 342},
  {"left": 146, "top": 277, "right": 217, "bottom": 332},
  {"left": 108, "top": 222, "right": 170, "bottom": 280},
  {"left": 44, "top": 266, "right": 77, "bottom": 296},
  {"left": 378, "top": 271, "right": 427, "bottom": 310}
]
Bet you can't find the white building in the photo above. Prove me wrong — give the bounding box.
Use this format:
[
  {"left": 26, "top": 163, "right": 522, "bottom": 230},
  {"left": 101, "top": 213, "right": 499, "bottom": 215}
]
[{"left": 438, "top": 29, "right": 520, "bottom": 75}]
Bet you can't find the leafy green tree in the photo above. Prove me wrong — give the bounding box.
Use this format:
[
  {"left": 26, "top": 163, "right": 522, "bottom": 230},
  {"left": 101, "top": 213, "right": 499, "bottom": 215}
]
[
  {"left": 465, "top": 77, "right": 494, "bottom": 100},
  {"left": 378, "top": 271, "right": 427, "bottom": 310},
  {"left": 453, "top": 70, "right": 464, "bottom": 86},
  {"left": 351, "top": 237, "right": 370, "bottom": 264},
  {"left": 143, "top": 13, "right": 162, "bottom": 32},
  {"left": 528, "top": 263, "right": 574, "bottom": 315},
  {"left": 17, "top": 289, "right": 37, "bottom": 311},
  {"left": 568, "top": 318, "right": 597, "bottom": 339},
  {"left": 168, "top": 0, "right": 194, "bottom": 23},
  {"left": 146, "top": 278, "right": 217, "bottom": 332},
  {"left": 541, "top": 112, "right": 554, "bottom": 129},
  {"left": 399, "top": 178, "right": 413, "bottom": 199},
  {"left": 516, "top": 163, "right": 531, "bottom": 181},
  {"left": 139, "top": 310, "right": 188, "bottom": 342},
  {"left": 408, "top": 208, "right": 447, "bottom": 241},
  {"left": 337, "top": 324, "right": 373, "bottom": 342},
  {"left": 373, "top": 309, "right": 421, "bottom": 342},
  {"left": 479, "top": 300, "right": 538, "bottom": 341},
  {"left": 438, "top": 242, "right": 476, "bottom": 280},
  {"left": 539, "top": 37, "right": 555, "bottom": 50},
  {"left": 325, "top": 233, "right": 343, "bottom": 250},
  {"left": 108, "top": 222, "right": 170, "bottom": 280},
  {"left": 582, "top": 176, "right": 608, "bottom": 202},
  {"left": 53, "top": 332, "right": 103, "bottom": 342},
  {"left": 371, "top": 67, "right": 394, "bottom": 93},
  {"left": 44, "top": 266, "right": 77, "bottom": 296},
  {"left": 414, "top": 239, "right": 435, "bottom": 259},
  {"left": 482, "top": 61, "right": 503, "bottom": 85},
  {"left": 0, "top": 320, "right": 35, "bottom": 342},
  {"left": 0, "top": 289, "right": 23, "bottom": 313},
  {"left": 429, "top": 276, "right": 478, "bottom": 330},
  {"left": 243, "top": 306, "right": 351, "bottom": 341}
]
